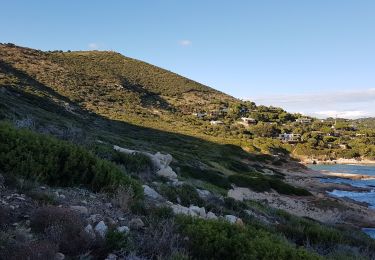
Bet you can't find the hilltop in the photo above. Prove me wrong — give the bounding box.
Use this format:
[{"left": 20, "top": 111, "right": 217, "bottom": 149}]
[{"left": 1, "top": 43, "right": 375, "bottom": 259}]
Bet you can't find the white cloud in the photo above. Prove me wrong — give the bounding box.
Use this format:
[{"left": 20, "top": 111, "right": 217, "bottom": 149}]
[
  {"left": 313, "top": 110, "right": 369, "bottom": 119},
  {"left": 248, "top": 88, "right": 375, "bottom": 119},
  {"left": 178, "top": 40, "right": 192, "bottom": 47},
  {"left": 88, "top": 43, "right": 99, "bottom": 50}
]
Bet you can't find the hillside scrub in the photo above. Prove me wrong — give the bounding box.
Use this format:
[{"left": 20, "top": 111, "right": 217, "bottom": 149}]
[
  {"left": 0, "top": 122, "right": 142, "bottom": 197},
  {"left": 176, "top": 216, "right": 320, "bottom": 260}
]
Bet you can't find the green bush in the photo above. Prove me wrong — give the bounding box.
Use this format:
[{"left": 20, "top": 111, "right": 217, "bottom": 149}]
[
  {"left": 176, "top": 216, "right": 320, "bottom": 260},
  {"left": 111, "top": 150, "right": 153, "bottom": 173},
  {"left": 0, "top": 122, "right": 142, "bottom": 197},
  {"left": 159, "top": 184, "right": 204, "bottom": 207}
]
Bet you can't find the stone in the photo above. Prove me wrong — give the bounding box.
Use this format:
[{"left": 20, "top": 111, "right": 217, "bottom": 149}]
[
  {"left": 84, "top": 224, "right": 96, "bottom": 239},
  {"left": 87, "top": 214, "right": 102, "bottom": 224},
  {"left": 70, "top": 205, "right": 89, "bottom": 215},
  {"left": 170, "top": 204, "right": 197, "bottom": 217},
  {"left": 94, "top": 221, "right": 108, "bottom": 238},
  {"left": 129, "top": 218, "right": 144, "bottom": 229},
  {"left": 105, "top": 254, "right": 118, "bottom": 260},
  {"left": 206, "top": 211, "right": 218, "bottom": 220},
  {"left": 196, "top": 189, "right": 211, "bottom": 199},
  {"left": 156, "top": 166, "right": 177, "bottom": 180},
  {"left": 142, "top": 185, "right": 161, "bottom": 199},
  {"left": 117, "top": 226, "right": 130, "bottom": 233},
  {"left": 224, "top": 215, "right": 238, "bottom": 224},
  {"left": 54, "top": 252, "right": 65, "bottom": 260},
  {"left": 189, "top": 205, "right": 206, "bottom": 218},
  {"left": 105, "top": 202, "right": 113, "bottom": 208}
]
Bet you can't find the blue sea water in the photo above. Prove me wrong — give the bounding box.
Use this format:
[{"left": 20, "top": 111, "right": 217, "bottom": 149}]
[{"left": 308, "top": 164, "right": 375, "bottom": 238}]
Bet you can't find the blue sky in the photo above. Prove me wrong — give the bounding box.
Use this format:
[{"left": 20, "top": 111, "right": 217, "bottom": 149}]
[{"left": 1, "top": 1, "right": 375, "bottom": 118}]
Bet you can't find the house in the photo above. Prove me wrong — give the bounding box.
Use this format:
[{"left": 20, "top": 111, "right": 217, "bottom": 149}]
[
  {"left": 240, "top": 117, "right": 257, "bottom": 125},
  {"left": 295, "top": 117, "right": 312, "bottom": 124},
  {"left": 278, "top": 133, "right": 301, "bottom": 143},
  {"left": 192, "top": 112, "right": 207, "bottom": 118},
  {"left": 210, "top": 120, "right": 224, "bottom": 125}
]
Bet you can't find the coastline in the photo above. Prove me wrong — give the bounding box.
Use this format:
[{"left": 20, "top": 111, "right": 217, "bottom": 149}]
[{"left": 300, "top": 157, "right": 375, "bottom": 165}]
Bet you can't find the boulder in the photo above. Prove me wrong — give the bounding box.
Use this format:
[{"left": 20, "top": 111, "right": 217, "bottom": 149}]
[
  {"left": 84, "top": 224, "right": 96, "bottom": 239},
  {"left": 189, "top": 205, "right": 206, "bottom": 218},
  {"left": 196, "top": 189, "right": 211, "bottom": 199},
  {"left": 171, "top": 204, "right": 197, "bottom": 217},
  {"left": 117, "top": 226, "right": 130, "bottom": 233},
  {"left": 143, "top": 185, "right": 161, "bottom": 199},
  {"left": 156, "top": 166, "right": 177, "bottom": 180},
  {"left": 54, "top": 253, "right": 65, "bottom": 260},
  {"left": 94, "top": 221, "right": 108, "bottom": 238},
  {"left": 70, "top": 206, "right": 88, "bottom": 215},
  {"left": 129, "top": 218, "right": 144, "bottom": 229},
  {"left": 224, "top": 215, "right": 238, "bottom": 224},
  {"left": 206, "top": 211, "right": 218, "bottom": 220}
]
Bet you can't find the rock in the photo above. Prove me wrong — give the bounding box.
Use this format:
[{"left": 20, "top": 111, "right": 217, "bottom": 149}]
[
  {"left": 129, "top": 218, "right": 144, "bottom": 229},
  {"left": 189, "top": 205, "right": 206, "bottom": 218},
  {"left": 171, "top": 204, "right": 194, "bottom": 216},
  {"left": 105, "top": 217, "right": 117, "bottom": 227},
  {"left": 235, "top": 218, "right": 244, "bottom": 226},
  {"left": 87, "top": 214, "right": 102, "bottom": 224},
  {"left": 70, "top": 206, "right": 89, "bottom": 215},
  {"left": 224, "top": 215, "right": 238, "bottom": 224},
  {"left": 84, "top": 224, "right": 96, "bottom": 239},
  {"left": 54, "top": 252, "right": 65, "bottom": 260},
  {"left": 156, "top": 166, "right": 177, "bottom": 180},
  {"left": 206, "top": 211, "right": 218, "bottom": 220},
  {"left": 105, "top": 202, "right": 113, "bottom": 208},
  {"left": 94, "top": 221, "right": 108, "bottom": 238},
  {"left": 143, "top": 185, "right": 161, "bottom": 199},
  {"left": 117, "top": 226, "right": 130, "bottom": 233},
  {"left": 196, "top": 189, "right": 211, "bottom": 199},
  {"left": 105, "top": 253, "right": 118, "bottom": 260}
]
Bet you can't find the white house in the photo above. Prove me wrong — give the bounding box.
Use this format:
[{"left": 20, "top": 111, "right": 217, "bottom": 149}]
[
  {"left": 295, "top": 118, "right": 312, "bottom": 124},
  {"left": 240, "top": 117, "right": 257, "bottom": 125},
  {"left": 278, "top": 133, "right": 301, "bottom": 143},
  {"left": 210, "top": 120, "right": 224, "bottom": 125}
]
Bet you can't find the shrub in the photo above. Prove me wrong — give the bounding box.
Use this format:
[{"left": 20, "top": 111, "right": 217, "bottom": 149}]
[
  {"left": 112, "top": 185, "right": 135, "bottom": 212},
  {"left": 30, "top": 207, "right": 91, "bottom": 255},
  {"left": 159, "top": 184, "right": 204, "bottom": 207},
  {"left": 111, "top": 151, "right": 153, "bottom": 174},
  {"left": 0, "top": 240, "right": 58, "bottom": 260},
  {"left": 176, "top": 216, "right": 319, "bottom": 260},
  {"left": 105, "top": 229, "right": 128, "bottom": 252},
  {"left": 0, "top": 123, "right": 142, "bottom": 197}
]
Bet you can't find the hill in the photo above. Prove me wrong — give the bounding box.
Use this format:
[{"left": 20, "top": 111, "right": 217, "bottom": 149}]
[{"left": 1, "top": 43, "right": 375, "bottom": 259}]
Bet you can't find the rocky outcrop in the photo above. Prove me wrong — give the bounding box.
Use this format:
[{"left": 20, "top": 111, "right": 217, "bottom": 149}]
[
  {"left": 142, "top": 185, "right": 162, "bottom": 199},
  {"left": 113, "top": 145, "right": 178, "bottom": 181}
]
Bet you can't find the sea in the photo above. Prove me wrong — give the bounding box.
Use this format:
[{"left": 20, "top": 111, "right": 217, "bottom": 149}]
[{"left": 308, "top": 164, "right": 375, "bottom": 238}]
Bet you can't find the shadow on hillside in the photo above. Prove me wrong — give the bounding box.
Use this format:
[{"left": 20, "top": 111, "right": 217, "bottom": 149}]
[
  {"left": 0, "top": 61, "right": 282, "bottom": 168},
  {"left": 121, "top": 78, "right": 175, "bottom": 111},
  {"left": 0, "top": 60, "right": 74, "bottom": 105}
]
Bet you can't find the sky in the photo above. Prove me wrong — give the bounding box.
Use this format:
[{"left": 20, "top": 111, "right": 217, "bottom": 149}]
[{"left": 1, "top": 0, "right": 375, "bottom": 118}]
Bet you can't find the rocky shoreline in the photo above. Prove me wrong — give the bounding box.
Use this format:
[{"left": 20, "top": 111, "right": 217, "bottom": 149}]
[{"left": 301, "top": 157, "right": 375, "bottom": 165}]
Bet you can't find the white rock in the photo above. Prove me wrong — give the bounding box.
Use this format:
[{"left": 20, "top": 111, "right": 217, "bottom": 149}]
[
  {"left": 196, "top": 189, "right": 211, "bottom": 199},
  {"left": 84, "top": 224, "right": 96, "bottom": 239},
  {"left": 171, "top": 204, "right": 197, "bottom": 217},
  {"left": 206, "top": 211, "right": 218, "bottom": 220},
  {"left": 156, "top": 166, "right": 177, "bottom": 180},
  {"left": 54, "top": 252, "right": 65, "bottom": 260},
  {"left": 224, "top": 215, "right": 238, "bottom": 224},
  {"left": 129, "top": 218, "right": 144, "bottom": 229},
  {"left": 94, "top": 221, "right": 108, "bottom": 238},
  {"left": 142, "top": 185, "right": 161, "bottom": 199},
  {"left": 70, "top": 206, "right": 88, "bottom": 215},
  {"left": 117, "top": 226, "right": 130, "bottom": 233},
  {"left": 189, "top": 205, "right": 206, "bottom": 218},
  {"left": 87, "top": 214, "right": 102, "bottom": 224},
  {"left": 105, "top": 253, "right": 118, "bottom": 260}
]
